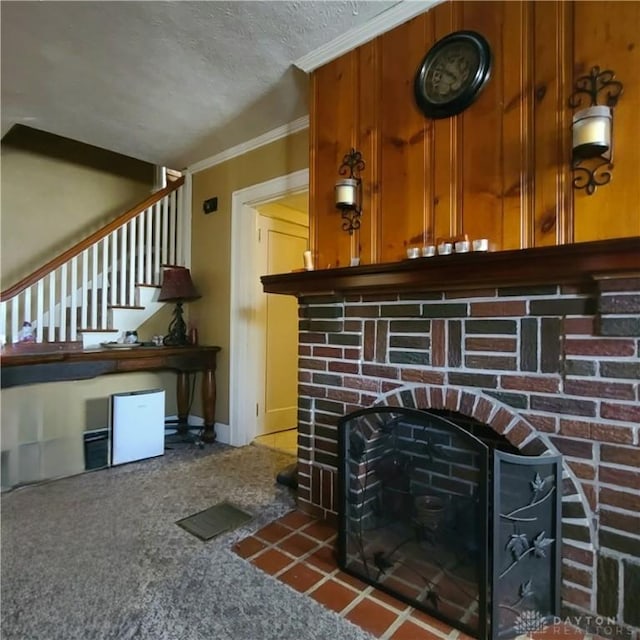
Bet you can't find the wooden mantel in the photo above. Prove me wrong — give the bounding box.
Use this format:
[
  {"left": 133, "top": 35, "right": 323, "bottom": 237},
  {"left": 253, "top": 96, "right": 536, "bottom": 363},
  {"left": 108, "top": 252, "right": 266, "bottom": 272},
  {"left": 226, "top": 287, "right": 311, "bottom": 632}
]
[{"left": 261, "top": 238, "right": 640, "bottom": 297}]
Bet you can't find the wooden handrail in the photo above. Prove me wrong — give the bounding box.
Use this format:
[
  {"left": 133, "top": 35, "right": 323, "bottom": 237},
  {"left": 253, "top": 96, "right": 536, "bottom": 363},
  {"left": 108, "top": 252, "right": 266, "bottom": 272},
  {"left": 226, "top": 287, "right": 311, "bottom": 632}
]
[{"left": 0, "top": 177, "right": 185, "bottom": 301}]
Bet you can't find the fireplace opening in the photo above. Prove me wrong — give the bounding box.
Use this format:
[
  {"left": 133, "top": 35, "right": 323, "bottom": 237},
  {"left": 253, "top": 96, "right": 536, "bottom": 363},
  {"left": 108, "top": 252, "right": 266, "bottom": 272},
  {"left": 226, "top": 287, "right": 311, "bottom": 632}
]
[{"left": 337, "top": 406, "right": 562, "bottom": 640}]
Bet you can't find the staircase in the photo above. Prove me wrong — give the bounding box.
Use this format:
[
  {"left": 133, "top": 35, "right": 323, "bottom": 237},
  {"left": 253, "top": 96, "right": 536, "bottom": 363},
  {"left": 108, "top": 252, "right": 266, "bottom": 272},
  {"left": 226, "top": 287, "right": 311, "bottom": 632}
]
[{"left": 0, "top": 177, "right": 189, "bottom": 349}]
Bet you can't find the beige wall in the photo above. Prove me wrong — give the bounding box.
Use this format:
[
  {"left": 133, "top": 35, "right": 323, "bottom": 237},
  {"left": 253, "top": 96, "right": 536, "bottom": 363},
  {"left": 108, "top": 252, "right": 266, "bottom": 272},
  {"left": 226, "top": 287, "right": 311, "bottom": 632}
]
[
  {"left": 0, "top": 126, "right": 308, "bottom": 487},
  {"left": 1, "top": 126, "right": 154, "bottom": 289},
  {"left": 257, "top": 194, "right": 309, "bottom": 226},
  {"left": 190, "top": 129, "right": 308, "bottom": 425},
  {"left": 0, "top": 126, "right": 167, "bottom": 490},
  {"left": 1, "top": 372, "right": 177, "bottom": 490}
]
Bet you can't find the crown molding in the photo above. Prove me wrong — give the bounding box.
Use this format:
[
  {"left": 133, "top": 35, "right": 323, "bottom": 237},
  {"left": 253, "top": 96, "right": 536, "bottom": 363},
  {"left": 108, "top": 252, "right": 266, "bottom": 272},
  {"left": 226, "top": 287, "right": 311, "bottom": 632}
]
[
  {"left": 294, "top": 0, "right": 440, "bottom": 73},
  {"left": 188, "top": 115, "right": 309, "bottom": 175}
]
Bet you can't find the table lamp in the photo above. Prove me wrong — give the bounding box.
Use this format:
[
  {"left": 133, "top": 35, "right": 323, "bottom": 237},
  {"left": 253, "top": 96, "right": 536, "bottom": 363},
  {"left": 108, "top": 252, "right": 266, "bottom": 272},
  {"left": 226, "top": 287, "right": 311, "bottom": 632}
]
[{"left": 158, "top": 267, "right": 201, "bottom": 346}]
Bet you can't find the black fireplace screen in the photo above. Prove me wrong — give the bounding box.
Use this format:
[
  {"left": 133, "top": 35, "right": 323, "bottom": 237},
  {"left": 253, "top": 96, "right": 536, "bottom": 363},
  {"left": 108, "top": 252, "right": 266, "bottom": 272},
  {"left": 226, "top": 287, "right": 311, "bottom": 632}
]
[
  {"left": 337, "top": 407, "right": 562, "bottom": 640},
  {"left": 492, "top": 451, "right": 562, "bottom": 638}
]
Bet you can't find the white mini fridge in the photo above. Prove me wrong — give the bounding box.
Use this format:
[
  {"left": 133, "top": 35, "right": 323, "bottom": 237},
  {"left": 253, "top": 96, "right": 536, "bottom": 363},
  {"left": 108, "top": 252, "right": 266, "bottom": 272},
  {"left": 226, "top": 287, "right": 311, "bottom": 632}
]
[{"left": 110, "top": 389, "right": 165, "bottom": 465}]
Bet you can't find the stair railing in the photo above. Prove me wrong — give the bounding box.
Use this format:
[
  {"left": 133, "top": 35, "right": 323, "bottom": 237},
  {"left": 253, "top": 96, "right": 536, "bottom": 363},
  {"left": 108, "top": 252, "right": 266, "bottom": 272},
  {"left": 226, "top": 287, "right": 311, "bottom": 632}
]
[{"left": 0, "top": 177, "right": 187, "bottom": 345}]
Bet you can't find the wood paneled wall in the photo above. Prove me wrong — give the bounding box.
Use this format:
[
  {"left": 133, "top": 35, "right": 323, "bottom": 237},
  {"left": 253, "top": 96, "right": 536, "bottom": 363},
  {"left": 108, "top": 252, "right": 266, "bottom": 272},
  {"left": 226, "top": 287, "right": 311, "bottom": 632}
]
[{"left": 310, "top": 1, "right": 639, "bottom": 268}]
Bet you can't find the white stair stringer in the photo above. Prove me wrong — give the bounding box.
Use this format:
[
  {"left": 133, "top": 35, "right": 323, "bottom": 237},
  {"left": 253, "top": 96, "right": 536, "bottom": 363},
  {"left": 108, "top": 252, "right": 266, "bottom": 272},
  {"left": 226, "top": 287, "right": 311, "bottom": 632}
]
[{"left": 80, "top": 285, "right": 166, "bottom": 348}]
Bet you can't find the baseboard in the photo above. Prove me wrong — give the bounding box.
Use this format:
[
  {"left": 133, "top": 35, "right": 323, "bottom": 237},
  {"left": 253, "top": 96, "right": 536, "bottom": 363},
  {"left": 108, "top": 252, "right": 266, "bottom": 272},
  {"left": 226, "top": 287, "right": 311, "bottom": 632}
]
[{"left": 212, "top": 422, "right": 230, "bottom": 444}]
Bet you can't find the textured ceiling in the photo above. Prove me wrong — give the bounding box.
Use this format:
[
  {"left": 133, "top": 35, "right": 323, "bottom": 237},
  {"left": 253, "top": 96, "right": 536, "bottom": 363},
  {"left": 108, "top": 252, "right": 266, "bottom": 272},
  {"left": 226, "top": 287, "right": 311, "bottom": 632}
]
[{"left": 1, "top": 0, "right": 401, "bottom": 169}]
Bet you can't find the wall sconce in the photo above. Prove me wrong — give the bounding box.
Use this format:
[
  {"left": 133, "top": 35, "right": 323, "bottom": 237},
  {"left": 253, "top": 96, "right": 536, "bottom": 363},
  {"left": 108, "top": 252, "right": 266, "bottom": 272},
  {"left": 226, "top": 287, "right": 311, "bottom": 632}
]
[
  {"left": 335, "top": 148, "right": 365, "bottom": 234},
  {"left": 569, "top": 66, "right": 623, "bottom": 195}
]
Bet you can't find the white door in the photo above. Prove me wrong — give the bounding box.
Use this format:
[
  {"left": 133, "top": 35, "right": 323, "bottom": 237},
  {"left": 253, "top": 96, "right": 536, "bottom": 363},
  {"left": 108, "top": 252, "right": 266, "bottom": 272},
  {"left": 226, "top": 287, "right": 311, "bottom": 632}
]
[{"left": 256, "top": 215, "right": 308, "bottom": 436}]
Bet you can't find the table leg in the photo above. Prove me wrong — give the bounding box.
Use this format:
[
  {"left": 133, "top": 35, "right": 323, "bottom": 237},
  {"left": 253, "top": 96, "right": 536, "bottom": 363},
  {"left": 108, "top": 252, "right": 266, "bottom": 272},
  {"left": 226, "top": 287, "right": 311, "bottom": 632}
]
[
  {"left": 176, "top": 372, "right": 190, "bottom": 433},
  {"left": 201, "top": 368, "right": 217, "bottom": 442}
]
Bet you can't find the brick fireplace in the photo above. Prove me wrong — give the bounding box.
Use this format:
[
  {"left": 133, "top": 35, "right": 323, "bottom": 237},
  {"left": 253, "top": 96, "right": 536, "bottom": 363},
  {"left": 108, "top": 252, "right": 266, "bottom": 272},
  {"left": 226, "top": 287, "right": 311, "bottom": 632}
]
[{"left": 262, "top": 238, "right": 640, "bottom": 638}]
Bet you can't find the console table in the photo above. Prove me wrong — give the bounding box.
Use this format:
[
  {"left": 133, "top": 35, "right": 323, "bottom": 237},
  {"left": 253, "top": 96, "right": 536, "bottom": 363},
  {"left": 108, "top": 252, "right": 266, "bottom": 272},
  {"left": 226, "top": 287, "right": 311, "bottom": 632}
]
[{"left": 0, "top": 345, "right": 221, "bottom": 442}]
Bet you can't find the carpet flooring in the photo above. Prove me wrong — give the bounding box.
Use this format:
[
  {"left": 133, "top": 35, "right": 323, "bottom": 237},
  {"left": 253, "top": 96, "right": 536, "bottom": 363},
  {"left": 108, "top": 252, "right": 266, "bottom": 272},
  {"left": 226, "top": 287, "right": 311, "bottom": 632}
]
[{"left": 1, "top": 443, "right": 375, "bottom": 640}]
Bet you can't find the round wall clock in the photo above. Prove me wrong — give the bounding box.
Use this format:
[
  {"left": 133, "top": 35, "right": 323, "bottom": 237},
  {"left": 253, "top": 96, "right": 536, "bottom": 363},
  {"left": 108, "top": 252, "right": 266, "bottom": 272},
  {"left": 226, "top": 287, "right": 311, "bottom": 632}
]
[{"left": 414, "top": 30, "right": 492, "bottom": 119}]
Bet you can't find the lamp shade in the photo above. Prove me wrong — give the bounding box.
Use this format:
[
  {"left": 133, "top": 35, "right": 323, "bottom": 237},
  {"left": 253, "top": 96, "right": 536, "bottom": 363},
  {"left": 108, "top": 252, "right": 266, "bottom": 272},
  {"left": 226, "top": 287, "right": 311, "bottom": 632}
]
[{"left": 158, "top": 267, "right": 201, "bottom": 303}]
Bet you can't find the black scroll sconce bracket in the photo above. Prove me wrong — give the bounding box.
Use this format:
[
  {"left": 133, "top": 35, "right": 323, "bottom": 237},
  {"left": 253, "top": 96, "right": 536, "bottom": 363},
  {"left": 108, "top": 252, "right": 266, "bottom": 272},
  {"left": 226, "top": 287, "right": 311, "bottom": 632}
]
[
  {"left": 335, "top": 149, "right": 366, "bottom": 235},
  {"left": 569, "top": 66, "right": 623, "bottom": 195}
]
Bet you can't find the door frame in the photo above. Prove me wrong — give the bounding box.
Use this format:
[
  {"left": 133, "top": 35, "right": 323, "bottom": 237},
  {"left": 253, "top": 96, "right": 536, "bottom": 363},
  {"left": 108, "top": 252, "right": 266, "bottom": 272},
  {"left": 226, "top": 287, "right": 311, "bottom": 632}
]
[
  {"left": 229, "top": 169, "right": 309, "bottom": 446},
  {"left": 256, "top": 214, "right": 309, "bottom": 438}
]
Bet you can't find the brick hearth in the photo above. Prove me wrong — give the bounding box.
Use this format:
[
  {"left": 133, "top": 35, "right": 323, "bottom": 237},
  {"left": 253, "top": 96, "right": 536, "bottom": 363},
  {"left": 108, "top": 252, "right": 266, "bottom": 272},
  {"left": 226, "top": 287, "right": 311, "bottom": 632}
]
[
  {"left": 234, "top": 509, "right": 613, "bottom": 640},
  {"left": 291, "top": 274, "right": 639, "bottom": 638}
]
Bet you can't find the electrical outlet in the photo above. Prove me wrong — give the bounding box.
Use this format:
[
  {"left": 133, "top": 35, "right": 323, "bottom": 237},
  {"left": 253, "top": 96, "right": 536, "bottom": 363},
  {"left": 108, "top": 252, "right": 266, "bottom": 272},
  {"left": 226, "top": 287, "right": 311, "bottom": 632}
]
[{"left": 203, "top": 197, "right": 218, "bottom": 214}]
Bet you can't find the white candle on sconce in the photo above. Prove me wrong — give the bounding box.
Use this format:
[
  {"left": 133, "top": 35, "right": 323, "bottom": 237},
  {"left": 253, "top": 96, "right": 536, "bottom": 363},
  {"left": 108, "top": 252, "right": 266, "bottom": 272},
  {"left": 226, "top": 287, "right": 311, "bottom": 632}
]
[
  {"left": 572, "top": 105, "right": 612, "bottom": 159},
  {"left": 335, "top": 178, "right": 358, "bottom": 207}
]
